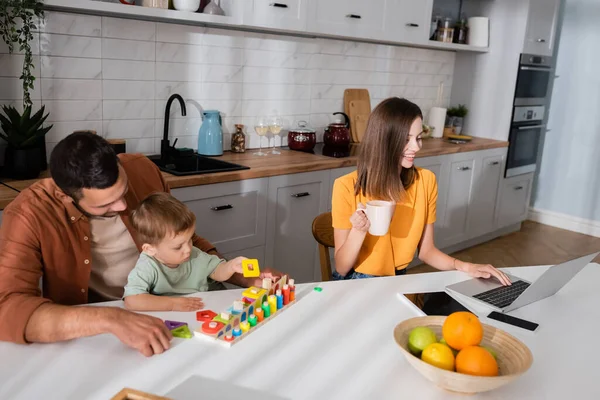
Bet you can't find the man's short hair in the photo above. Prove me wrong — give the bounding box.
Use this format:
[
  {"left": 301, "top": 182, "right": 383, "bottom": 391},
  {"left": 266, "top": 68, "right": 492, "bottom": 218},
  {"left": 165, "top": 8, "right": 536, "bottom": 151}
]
[
  {"left": 49, "top": 132, "right": 120, "bottom": 200},
  {"left": 131, "top": 192, "right": 196, "bottom": 245}
]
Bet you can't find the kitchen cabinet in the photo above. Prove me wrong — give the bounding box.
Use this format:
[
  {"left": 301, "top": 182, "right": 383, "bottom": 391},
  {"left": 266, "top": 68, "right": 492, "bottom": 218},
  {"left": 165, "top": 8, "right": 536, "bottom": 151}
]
[
  {"left": 307, "top": 0, "right": 388, "bottom": 41},
  {"left": 242, "top": 0, "right": 308, "bottom": 32},
  {"left": 439, "top": 152, "right": 476, "bottom": 248},
  {"left": 265, "top": 170, "right": 329, "bottom": 283},
  {"left": 382, "top": 0, "right": 433, "bottom": 44},
  {"left": 496, "top": 172, "right": 534, "bottom": 229},
  {"left": 523, "top": 0, "right": 560, "bottom": 57},
  {"left": 467, "top": 149, "right": 506, "bottom": 238},
  {"left": 171, "top": 178, "right": 268, "bottom": 255}
]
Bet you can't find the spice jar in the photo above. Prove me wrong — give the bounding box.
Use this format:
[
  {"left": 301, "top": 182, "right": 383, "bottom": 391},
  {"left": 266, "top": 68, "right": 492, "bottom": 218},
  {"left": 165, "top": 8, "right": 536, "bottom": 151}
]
[
  {"left": 231, "top": 124, "right": 246, "bottom": 153},
  {"left": 453, "top": 19, "right": 468, "bottom": 44},
  {"left": 437, "top": 17, "right": 454, "bottom": 43}
]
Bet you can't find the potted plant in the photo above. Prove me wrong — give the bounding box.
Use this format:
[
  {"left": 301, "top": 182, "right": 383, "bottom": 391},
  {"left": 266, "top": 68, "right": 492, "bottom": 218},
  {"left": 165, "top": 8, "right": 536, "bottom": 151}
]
[
  {"left": 0, "top": 105, "right": 52, "bottom": 179},
  {"left": 452, "top": 104, "right": 469, "bottom": 134},
  {"left": 1, "top": 0, "right": 49, "bottom": 177}
]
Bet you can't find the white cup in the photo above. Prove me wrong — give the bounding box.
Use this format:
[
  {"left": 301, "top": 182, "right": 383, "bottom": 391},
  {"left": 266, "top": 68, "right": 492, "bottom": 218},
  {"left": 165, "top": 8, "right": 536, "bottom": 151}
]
[{"left": 364, "top": 200, "right": 395, "bottom": 236}]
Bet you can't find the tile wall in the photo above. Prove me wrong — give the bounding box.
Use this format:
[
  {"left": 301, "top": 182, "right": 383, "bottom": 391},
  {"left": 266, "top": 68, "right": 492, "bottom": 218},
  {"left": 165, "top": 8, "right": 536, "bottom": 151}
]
[{"left": 0, "top": 11, "right": 455, "bottom": 158}]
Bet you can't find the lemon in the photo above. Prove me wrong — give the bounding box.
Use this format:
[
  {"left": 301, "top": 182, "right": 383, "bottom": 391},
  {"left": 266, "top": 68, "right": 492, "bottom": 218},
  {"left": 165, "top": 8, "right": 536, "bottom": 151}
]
[
  {"left": 408, "top": 326, "right": 437, "bottom": 355},
  {"left": 421, "top": 343, "right": 455, "bottom": 371}
]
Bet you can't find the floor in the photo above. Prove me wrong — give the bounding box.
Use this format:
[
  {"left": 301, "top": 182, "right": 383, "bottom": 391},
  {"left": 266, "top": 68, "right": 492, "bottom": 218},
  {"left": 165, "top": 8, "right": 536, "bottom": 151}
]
[{"left": 408, "top": 221, "right": 600, "bottom": 274}]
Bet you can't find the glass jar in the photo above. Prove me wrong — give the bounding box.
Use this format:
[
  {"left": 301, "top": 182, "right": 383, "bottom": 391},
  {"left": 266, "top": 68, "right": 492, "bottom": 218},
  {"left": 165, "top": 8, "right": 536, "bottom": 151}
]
[
  {"left": 437, "top": 17, "right": 454, "bottom": 43},
  {"left": 231, "top": 124, "right": 246, "bottom": 153}
]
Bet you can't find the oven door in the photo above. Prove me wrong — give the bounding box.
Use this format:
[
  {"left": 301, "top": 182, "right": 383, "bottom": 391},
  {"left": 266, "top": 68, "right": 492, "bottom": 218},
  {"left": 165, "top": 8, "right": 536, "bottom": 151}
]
[
  {"left": 505, "top": 123, "right": 543, "bottom": 177},
  {"left": 514, "top": 65, "right": 552, "bottom": 106}
]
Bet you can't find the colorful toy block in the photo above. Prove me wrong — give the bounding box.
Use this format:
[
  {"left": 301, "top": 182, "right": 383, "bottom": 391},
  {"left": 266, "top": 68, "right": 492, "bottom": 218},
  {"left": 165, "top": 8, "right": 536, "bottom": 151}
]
[
  {"left": 196, "top": 310, "right": 217, "bottom": 322},
  {"left": 171, "top": 325, "right": 192, "bottom": 339},
  {"left": 164, "top": 320, "right": 187, "bottom": 330},
  {"left": 194, "top": 275, "right": 299, "bottom": 347},
  {"left": 242, "top": 259, "right": 261, "bottom": 278}
]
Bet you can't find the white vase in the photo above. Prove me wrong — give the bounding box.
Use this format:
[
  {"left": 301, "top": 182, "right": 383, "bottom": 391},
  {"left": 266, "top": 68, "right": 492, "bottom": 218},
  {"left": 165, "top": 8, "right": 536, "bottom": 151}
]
[{"left": 203, "top": 0, "right": 225, "bottom": 15}]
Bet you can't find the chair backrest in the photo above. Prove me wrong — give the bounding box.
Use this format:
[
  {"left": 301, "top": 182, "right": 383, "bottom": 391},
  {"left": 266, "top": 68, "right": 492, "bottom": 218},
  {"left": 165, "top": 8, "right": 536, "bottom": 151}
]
[{"left": 312, "top": 212, "right": 335, "bottom": 281}]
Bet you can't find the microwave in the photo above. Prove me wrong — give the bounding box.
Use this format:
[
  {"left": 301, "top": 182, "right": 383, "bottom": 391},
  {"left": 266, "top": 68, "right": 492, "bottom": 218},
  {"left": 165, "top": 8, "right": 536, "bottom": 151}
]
[{"left": 514, "top": 54, "right": 553, "bottom": 106}]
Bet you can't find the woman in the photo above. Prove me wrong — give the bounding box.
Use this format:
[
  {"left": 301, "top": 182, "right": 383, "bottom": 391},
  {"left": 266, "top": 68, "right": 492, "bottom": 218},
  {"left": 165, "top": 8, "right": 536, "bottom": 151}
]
[{"left": 332, "top": 97, "right": 510, "bottom": 285}]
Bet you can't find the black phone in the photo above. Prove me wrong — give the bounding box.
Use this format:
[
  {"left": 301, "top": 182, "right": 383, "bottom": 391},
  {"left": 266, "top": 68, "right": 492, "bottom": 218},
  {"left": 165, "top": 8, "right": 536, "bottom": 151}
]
[{"left": 487, "top": 311, "right": 539, "bottom": 332}]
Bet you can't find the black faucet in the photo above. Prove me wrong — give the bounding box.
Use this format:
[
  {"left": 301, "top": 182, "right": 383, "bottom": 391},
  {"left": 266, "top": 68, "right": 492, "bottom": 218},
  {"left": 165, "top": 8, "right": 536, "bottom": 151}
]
[{"left": 161, "top": 94, "right": 187, "bottom": 160}]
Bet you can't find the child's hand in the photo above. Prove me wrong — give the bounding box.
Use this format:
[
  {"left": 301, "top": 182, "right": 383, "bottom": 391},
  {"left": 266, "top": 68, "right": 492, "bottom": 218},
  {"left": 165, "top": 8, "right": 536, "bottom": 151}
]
[
  {"left": 350, "top": 203, "right": 370, "bottom": 233},
  {"left": 170, "top": 297, "right": 204, "bottom": 311},
  {"left": 225, "top": 256, "right": 246, "bottom": 274}
]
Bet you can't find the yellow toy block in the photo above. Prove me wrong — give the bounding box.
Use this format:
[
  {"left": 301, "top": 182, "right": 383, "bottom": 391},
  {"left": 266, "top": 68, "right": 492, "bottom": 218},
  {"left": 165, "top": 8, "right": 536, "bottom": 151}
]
[
  {"left": 242, "top": 286, "right": 266, "bottom": 301},
  {"left": 242, "top": 259, "right": 261, "bottom": 278}
]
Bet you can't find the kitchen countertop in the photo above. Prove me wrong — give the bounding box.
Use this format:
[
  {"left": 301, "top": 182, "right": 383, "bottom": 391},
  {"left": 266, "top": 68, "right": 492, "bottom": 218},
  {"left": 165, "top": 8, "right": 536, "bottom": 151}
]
[
  {"left": 0, "top": 137, "right": 507, "bottom": 210},
  {"left": 1, "top": 262, "right": 599, "bottom": 399}
]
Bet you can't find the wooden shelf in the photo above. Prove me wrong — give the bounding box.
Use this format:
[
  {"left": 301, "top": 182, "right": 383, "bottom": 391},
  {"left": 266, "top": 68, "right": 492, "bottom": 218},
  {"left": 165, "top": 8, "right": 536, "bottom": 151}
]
[{"left": 43, "top": 0, "right": 241, "bottom": 27}]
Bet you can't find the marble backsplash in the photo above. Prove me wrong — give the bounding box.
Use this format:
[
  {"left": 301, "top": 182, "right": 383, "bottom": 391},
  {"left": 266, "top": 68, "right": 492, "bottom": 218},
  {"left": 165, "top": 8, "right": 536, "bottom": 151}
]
[{"left": 0, "top": 11, "right": 455, "bottom": 158}]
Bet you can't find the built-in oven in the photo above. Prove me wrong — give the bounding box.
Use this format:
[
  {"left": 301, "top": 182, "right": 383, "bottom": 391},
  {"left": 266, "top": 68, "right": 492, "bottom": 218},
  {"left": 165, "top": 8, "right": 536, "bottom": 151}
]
[
  {"left": 505, "top": 106, "right": 545, "bottom": 178},
  {"left": 514, "top": 53, "right": 553, "bottom": 106}
]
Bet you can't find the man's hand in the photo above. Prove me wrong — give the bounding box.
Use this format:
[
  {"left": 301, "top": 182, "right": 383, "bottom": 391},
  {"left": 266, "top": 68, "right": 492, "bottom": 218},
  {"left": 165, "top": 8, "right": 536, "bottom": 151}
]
[
  {"left": 247, "top": 266, "right": 284, "bottom": 287},
  {"left": 108, "top": 308, "right": 173, "bottom": 357}
]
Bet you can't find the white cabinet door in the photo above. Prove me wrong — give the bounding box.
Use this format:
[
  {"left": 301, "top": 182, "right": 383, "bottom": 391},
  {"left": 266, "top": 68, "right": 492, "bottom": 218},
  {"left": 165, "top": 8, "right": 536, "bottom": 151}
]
[
  {"left": 307, "top": 0, "right": 388, "bottom": 40},
  {"left": 523, "top": 0, "right": 560, "bottom": 57},
  {"left": 328, "top": 166, "right": 356, "bottom": 211},
  {"left": 222, "top": 245, "right": 265, "bottom": 266},
  {"left": 266, "top": 171, "right": 329, "bottom": 283},
  {"left": 383, "top": 0, "right": 433, "bottom": 44},
  {"left": 496, "top": 173, "right": 534, "bottom": 229},
  {"left": 414, "top": 154, "right": 450, "bottom": 242},
  {"left": 243, "top": 0, "right": 308, "bottom": 32},
  {"left": 439, "top": 153, "right": 476, "bottom": 248},
  {"left": 467, "top": 149, "right": 506, "bottom": 238},
  {"left": 172, "top": 178, "right": 268, "bottom": 254}
]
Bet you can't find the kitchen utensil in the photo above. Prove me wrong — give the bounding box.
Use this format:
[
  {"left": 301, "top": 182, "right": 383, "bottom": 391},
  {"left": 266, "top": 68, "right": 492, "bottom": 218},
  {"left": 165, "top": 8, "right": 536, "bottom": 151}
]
[
  {"left": 349, "top": 99, "right": 371, "bottom": 141},
  {"left": 353, "top": 113, "right": 369, "bottom": 142},
  {"left": 324, "top": 112, "right": 351, "bottom": 147},
  {"left": 288, "top": 121, "right": 316, "bottom": 152},
  {"left": 344, "top": 89, "right": 371, "bottom": 142},
  {"left": 137, "top": 0, "right": 168, "bottom": 8},
  {"left": 365, "top": 200, "right": 395, "bottom": 236},
  {"left": 428, "top": 107, "right": 446, "bottom": 139},
  {"left": 173, "top": 0, "right": 200, "bottom": 12},
  {"left": 446, "top": 134, "right": 473, "bottom": 141},
  {"left": 202, "top": 0, "right": 225, "bottom": 15},
  {"left": 198, "top": 110, "right": 223, "bottom": 156},
  {"left": 393, "top": 316, "right": 533, "bottom": 394}
]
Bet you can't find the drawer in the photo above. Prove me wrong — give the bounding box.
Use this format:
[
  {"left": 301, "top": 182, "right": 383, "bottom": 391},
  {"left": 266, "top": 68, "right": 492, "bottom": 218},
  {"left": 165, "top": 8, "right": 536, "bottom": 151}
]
[
  {"left": 244, "top": 0, "right": 307, "bottom": 31},
  {"left": 172, "top": 178, "right": 268, "bottom": 254},
  {"left": 309, "top": 0, "right": 387, "bottom": 39},
  {"left": 496, "top": 175, "right": 533, "bottom": 229}
]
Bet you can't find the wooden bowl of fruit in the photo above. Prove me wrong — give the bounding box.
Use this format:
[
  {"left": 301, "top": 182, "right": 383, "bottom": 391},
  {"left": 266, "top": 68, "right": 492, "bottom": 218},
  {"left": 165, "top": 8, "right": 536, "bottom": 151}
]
[{"left": 393, "top": 313, "right": 533, "bottom": 394}]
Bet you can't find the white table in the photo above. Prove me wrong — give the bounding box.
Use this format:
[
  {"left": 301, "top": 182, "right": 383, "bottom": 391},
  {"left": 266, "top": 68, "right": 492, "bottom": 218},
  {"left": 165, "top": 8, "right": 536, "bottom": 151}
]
[{"left": 1, "top": 263, "right": 599, "bottom": 400}]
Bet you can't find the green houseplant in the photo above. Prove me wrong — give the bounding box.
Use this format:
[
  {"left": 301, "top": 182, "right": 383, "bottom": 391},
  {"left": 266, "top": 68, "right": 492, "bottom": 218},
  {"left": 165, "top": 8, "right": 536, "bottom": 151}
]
[
  {"left": 0, "top": 105, "right": 52, "bottom": 179},
  {"left": 0, "top": 0, "right": 50, "bottom": 179}
]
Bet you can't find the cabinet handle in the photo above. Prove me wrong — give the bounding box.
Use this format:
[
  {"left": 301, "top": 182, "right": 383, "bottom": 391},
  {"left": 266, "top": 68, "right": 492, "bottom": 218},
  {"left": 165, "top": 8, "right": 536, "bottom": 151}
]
[
  {"left": 211, "top": 204, "right": 233, "bottom": 211},
  {"left": 536, "top": 38, "right": 546, "bottom": 43},
  {"left": 291, "top": 192, "right": 310, "bottom": 198},
  {"left": 517, "top": 124, "right": 545, "bottom": 130},
  {"left": 457, "top": 166, "right": 471, "bottom": 171},
  {"left": 269, "top": 2, "right": 288, "bottom": 8},
  {"left": 346, "top": 14, "right": 362, "bottom": 19},
  {"left": 514, "top": 186, "right": 524, "bottom": 191},
  {"left": 405, "top": 23, "right": 419, "bottom": 27},
  {"left": 489, "top": 161, "right": 500, "bottom": 166}
]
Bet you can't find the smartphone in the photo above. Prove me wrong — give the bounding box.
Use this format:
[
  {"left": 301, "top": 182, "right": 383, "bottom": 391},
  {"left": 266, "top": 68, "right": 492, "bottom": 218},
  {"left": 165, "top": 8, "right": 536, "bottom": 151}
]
[{"left": 487, "top": 311, "right": 539, "bottom": 332}]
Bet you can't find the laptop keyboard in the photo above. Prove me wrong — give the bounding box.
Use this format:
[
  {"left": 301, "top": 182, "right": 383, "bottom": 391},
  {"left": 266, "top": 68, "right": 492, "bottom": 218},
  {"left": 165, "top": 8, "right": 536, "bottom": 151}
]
[{"left": 473, "top": 280, "right": 531, "bottom": 309}]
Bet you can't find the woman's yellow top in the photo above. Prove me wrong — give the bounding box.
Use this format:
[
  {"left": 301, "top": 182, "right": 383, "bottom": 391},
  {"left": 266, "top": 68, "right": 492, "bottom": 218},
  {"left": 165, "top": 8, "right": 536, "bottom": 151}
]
[{"left": 331, "top": 168, "right": 438, "bottom": 276}]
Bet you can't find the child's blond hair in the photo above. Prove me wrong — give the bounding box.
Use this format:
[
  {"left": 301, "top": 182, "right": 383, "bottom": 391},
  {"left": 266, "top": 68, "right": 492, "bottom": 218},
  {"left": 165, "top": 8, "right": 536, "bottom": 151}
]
[{"left": 131, "top": 192, "right": 196, "bottom": 245}]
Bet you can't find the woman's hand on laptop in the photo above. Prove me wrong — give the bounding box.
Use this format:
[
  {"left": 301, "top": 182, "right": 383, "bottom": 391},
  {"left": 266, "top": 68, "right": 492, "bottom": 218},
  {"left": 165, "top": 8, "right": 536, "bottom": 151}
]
[{"left": 457, "top": 261, "right": 512, "bottom": 286}]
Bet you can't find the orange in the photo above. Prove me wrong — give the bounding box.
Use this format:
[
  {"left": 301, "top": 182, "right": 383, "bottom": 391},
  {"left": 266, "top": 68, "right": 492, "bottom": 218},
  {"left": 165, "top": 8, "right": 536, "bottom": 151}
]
[
  {"left": 421, "top": 343, "right": 455, "bottom": 371},
  {"left": 442, "top": 311, "right": 483, "bottom": 350},
  {"left": 456, "top": 346, "right": 499, "bottom": 377}
]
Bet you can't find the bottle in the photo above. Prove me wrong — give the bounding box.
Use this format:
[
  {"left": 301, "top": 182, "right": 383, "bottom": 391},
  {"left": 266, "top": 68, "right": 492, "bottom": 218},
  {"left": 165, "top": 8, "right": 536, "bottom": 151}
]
[{"left": 231, "top": 124, "right": 246, "bottom": 153}]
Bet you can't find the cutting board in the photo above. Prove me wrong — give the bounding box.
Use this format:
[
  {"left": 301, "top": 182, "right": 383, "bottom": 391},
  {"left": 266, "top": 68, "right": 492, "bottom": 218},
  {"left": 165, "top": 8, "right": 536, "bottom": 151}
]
[
  {"left": 344, "top": 89, "right": 371, "bottom": 142},
  {"left": 349, "top": 100, "right": 371, "bottom": 142}
]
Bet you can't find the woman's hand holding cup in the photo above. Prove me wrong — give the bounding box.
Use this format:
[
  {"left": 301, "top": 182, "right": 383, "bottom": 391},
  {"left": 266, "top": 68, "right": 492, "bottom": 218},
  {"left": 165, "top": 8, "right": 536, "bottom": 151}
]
[{"left": 350, "top": 203, "right": 371, "bottom": 233}]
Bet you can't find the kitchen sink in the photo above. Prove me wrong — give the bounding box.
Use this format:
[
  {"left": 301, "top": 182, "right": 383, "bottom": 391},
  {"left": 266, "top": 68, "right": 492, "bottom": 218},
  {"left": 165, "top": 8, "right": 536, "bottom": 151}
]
[{"left": 149, "top": 154, "right": 250, "bottom": 176}]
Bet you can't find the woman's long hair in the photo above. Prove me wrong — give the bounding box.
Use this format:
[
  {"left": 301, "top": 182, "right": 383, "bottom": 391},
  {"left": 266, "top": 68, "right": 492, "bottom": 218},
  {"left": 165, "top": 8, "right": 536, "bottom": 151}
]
[{"left": 354, "top": 97, "right": 423, "bottom": 202}]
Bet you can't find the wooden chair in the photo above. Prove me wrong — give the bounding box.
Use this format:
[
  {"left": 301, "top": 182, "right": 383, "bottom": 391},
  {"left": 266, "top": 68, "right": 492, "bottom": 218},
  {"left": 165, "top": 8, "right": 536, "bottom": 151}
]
[{"left": 312, "top": 212, "right": 335, "bottom": 281}]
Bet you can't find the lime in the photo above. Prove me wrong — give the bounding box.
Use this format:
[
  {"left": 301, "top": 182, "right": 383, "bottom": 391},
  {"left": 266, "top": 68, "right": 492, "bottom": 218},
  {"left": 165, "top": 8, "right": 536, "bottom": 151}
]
[
  {"left": 408, "top": 326, "right": 437, "bottom": 355},
  {"left": 482, "top": 346, "right": 498, "bottom": 360},
  {"left": 439, "top": 337, "right": 458, "bottom": 356}
]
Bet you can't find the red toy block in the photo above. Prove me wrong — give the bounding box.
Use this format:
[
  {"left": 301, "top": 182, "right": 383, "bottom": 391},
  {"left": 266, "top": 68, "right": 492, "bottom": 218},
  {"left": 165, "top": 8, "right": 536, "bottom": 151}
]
[{"left": 196, "top": 310, "right": 217, "bottom": 322}]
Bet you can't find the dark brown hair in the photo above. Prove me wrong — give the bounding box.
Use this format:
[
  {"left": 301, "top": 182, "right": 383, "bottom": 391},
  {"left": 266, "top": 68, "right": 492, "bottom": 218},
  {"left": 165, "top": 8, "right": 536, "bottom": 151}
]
[
  {"left": 354, "top": 97, "right": 423, "bottom": 201},
  {"left": 131, "top": 192, "right": 196, "bottom": 245}
]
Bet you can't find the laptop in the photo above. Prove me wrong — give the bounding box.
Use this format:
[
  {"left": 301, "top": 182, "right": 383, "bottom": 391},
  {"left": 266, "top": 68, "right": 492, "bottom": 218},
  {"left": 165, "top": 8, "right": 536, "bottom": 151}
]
[{"left": 445, "top": 252, "right": 599, "bottom": 313}]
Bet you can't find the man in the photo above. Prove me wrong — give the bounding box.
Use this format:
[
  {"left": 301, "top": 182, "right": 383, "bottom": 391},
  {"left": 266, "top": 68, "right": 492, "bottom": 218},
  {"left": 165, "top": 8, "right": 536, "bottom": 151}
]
[{"left": 0, "top": 132, "right": 279, "bottom": 357}]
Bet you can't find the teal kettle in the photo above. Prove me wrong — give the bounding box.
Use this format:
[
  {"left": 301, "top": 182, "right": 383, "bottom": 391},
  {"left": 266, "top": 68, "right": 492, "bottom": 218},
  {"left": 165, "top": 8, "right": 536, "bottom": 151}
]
[{"left": 198, "top": 110, "right": 223, "bottom": 156}]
